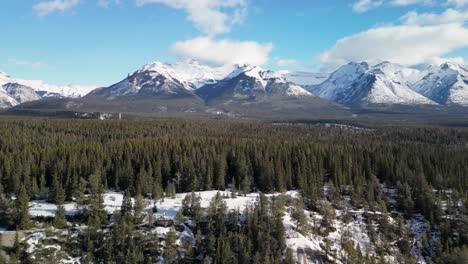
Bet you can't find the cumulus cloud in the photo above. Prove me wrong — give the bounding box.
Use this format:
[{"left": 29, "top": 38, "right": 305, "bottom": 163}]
[
  {"left": 391, "top": 0, "right": 433, "bottom": 6},
  {"left": 428, "top": 56, "right": 466, "bottom": 66},
  {"left": 136, "top": 0, "right": 247, "bottom": 36},
  {"left": 447, "top": 0, "right": 468, "bottom": 7},
  {"left": 401, "top": 8, "right": 468, "bottom": 25},
  {"left": 352, "top": 0, "right": 433, "bottom": 13},
  {"left": 34, "top": 0, "right": 80, "bottom": 16},
  {"left": 352, "top": 0, "right": 383, "bottom": 13},
  {"left": 320, "top": 23, "right": 468, "bottom": 69},
  {"left": 352, "top": 0, "right": 468, "bottom": 13},
  {"left": 170, "top": 37, "right": 273, "bottom": 66}
]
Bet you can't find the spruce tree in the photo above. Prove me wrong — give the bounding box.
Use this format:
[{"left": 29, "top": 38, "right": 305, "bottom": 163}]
[
  {"left": 164, "top": 227, "right": 178, "bottom": 264},
  {"left": 53, "top": 204, "right": 67, "bottom": 229},
  {"left": 16, "top": 184, "right": 31, "bottom": 230}
]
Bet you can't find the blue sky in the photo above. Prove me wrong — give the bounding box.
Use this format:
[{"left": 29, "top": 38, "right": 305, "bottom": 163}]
[{"left": 1, "top": 0, "right": 467, "bottom": 86}]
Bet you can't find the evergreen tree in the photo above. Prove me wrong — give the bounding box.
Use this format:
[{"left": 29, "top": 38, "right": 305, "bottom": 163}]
[
  {"left": 121, "top": 191, "right": 133, "bottom": 215},
  {"left": 291, "top": 199, "right": 308, "bottom": 235},
  {"left": 164, "top": 227, "right": 178, "bottom": 264},
  {"left": 16, "top": 184, "right": 31, "bottom": 230},
  {"left": 53, "top": 204, "right": 67, "bottom": 229}
]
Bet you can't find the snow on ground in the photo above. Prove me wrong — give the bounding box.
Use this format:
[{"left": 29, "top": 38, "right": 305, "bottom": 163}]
[
  {"left": 29, "top": 190, "right": 294, "bottom": 219},
  {"left": 24, "top": 232, "right": 46, "bottom": 254},
  {"left": 155, "top": 191, "right": 260, "bottom": 218},
  {"left": 26, "top": 189, "right": 431, "bottom": 264},
  {"left": 284, "top": 211, "right": 323, "bottom": 262},
  {"left": 29, "top": 200, "right": 79, "bottom": 217},
  {"left": 409, "top": 214, "right": 433, "bottom": 264}
]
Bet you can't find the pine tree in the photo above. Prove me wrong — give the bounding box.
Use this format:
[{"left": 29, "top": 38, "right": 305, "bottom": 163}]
[
  {"left": 165, "top": 182, "right": 176, "bottom": 198},
  {"left": 208, "top": 192, "right": 227, "bottom": 237},
  {"left": 215, "top": 157, "right": 226, "bottom": 190},
  {"left": 134, "top": 191, "right": 144, "bottom": 223},
  {"left": 53, "top": 204, "right": 67, "bottom": 229},
  {"left": 16, "top": 184, "right": 31, "bottom": 230},
  {"left": 49, "top": 171, "right": 65, "bottom": 203},
  {"left": 175, "top": 210, "right": 185, "bottom": 226},
  {"left": 231, "top": 177, "right": 237, "bottom": 198},
  {"left": 75, "top": 177, "right": 88, "bottom": 208},
  {"left": 181, "top": 191, "right": 202, "bottom": 219},
  {"left": 164, "top": 227, "right": 178, "bottom": 264},
  {"left": 86, "top": 172, "right": 108, "bottom": 227},
  {"left": 291, "top": 199, "right": 308, "bottom": 235},
  {"left": 183, "top": 236, "right": 195, "bottom": 263}
]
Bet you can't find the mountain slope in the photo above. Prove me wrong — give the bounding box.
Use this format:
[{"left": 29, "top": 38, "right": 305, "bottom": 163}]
[
  {"left": 196, "top": 65, "right": 313, "bottom": 102},
  {"left": 89, "top": 59, "right": 232, "bottom": 98},
  {"left": 1, "top": 83, "right": 42, "bottom": 107},
  {"left": 412, "top": 63, "right": 468, "bottom": 106},
  {"left": 311, "top": 62, "right": 436, "bottom": 106},
  {"left": 283, "top": 71, "right": 330, "bottom": 92},
  {"left": 0, "top": 71, "right": 95, "bottom": 98},
  {"left": 193, "top": 65, "right": 348, "bottom": 118}
]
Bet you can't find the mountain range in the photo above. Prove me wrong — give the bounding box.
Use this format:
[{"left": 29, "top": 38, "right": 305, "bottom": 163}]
[
  {"left": 5, "top": 59, "right": 468, "bottom": 118},
  {"left": 0, "top": 71, "right": 95, "bottom": 108}
]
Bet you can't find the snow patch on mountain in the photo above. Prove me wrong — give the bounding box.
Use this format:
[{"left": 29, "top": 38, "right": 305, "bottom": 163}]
[
  {"left": 138, "top": 59, "right": 234, "bottom": 90},
  {"left": 312, "top": 62, "right": 436, "bottom": 106},
  {"left": 412, "top": 63, "right": 468, "bottom": 106},
  {"left": 199, "top": 64, "right": 313, "bottom": 100},
  {"left": 0, "top": 72, "right": 96, "bottom": 98}
]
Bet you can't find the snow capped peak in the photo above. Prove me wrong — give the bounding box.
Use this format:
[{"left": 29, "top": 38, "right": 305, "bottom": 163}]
[
  {"left": 438, "top": 62, "right": 467, "bottom": 76},
  {"left": 440, "top": 62, "right": 460, "bottom": 70},
  {"left": 226, "top": 64, "right": 263, "bottom": 79},
  {"left": 412, "top": 62, "right": 468, "bottom": 105},
  {"left": 370, "top": 61, "right": 423, "bottom": 85},
  {"left": 136, "top": 59, "right": 233, "bottom": 89},
  {"left": 223, "top": 64, "right": 295, "bottom": 90},
  {"left": 225, "top": 64, "right": 288, "bottom": 81},
  {"left": 313, "top": 61, "right": 436, "bottom": 105},
  {"left": 0, "top": 71, "right": 96, "bottom": 106}
]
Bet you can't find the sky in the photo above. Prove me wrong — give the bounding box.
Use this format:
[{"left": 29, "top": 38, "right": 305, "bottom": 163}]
[{"left": 1, "top": 0, "right": 468, "bottom": 86}]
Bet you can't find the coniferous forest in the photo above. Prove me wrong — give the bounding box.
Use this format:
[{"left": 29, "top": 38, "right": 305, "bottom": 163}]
[{"left": 0, "top": 117, "right": 466, "bottom": 263}]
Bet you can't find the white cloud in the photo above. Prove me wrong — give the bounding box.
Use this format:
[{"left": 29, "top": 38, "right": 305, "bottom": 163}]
[
  {"left": 320, "top": 23, "right": 468, "bottom": 69},
  {"left": 8, "top": 59, "right": 48, "bottom": 70},
  {"left": 273, "top": 58, "right": 297, "bottom": 67},
  {"left": 170, "top": 37, "right": 273, "bottom": 66},
  {"left": 136, "top": 0, "right": 247, "bottom": 36},
  {"left": 428, "top": 56, "right": 466, "bottom": 66},
  {"left": 447, "top": 0, "right": 468, "bottom": 7},
  {"left": 401, "top": 8, "right": 468, "bottom": 25},
  {"left": 34, "top": 0, "right": 80, "bottom": 16},
  {"left": 352, "top": 0, "right": 383, "bottom": 13},
  {"left": 98, "top": 0, "right": 121, "bottom": 8},
  {"left": 352, "top": 0, "right": 468, "bottom": 13},
  {"left": 390, "top": 0, "right": 433, "bottom": 6}
]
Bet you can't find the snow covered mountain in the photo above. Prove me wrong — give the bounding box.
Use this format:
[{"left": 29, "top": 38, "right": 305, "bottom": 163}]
[
  {"left": 196, "top": 65, "right": 313, "bottom": 102},
  {"left": 89, "top": 59, "right": 233, "bottom": 98},
  {"left": 411, "top": 63, "right": 468, "bottom": 106},
  {"left": 0, "top": 83, "right": 42, "bottom": 108},
  {"left": 0, "top": 71, "right": 96, "bottom": 108},
  {"left": 311, "top": 62, "right": 436, "bottom": 106},
  {"left": 0, "top": 71, "right": 95, "bottom": 98}
]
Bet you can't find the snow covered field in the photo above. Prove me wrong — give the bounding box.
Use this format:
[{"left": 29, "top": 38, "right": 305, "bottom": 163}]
[{"left": 29, "top": 190, "right": 299, "bottom": 219}]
